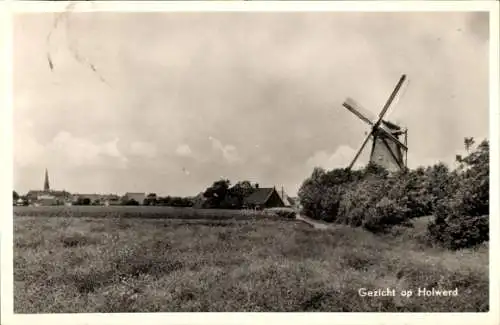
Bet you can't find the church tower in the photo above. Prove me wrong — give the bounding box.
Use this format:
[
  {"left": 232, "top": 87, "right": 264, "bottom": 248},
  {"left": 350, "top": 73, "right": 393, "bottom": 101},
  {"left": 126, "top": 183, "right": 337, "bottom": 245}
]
[{"left": 43, "top": 168, "right": 50, "bottom": 192}]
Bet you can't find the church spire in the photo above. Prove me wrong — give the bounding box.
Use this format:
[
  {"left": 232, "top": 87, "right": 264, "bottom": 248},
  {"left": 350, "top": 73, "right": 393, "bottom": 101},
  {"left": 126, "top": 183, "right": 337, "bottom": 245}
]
[{"left": 43, "top": 168, "right": 50, "bottom": 192}]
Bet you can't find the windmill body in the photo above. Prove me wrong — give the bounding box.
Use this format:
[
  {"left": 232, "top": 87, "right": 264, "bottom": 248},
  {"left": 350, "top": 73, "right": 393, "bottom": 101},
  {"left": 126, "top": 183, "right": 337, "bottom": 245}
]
[
  {"left": 342, "top": 75, "right": 409, "bottom": 172},
  {"left": 370, "top": 121, "right": 406, "bottom": 172}
]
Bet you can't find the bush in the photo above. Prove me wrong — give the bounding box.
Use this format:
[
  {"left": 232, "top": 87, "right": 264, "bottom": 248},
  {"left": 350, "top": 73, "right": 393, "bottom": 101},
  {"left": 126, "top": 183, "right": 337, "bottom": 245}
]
[
  {"left": 362, "top": 197, "right": 411, "bottom": 233},
  {"left": 298, "top": 167, "right": 357, "bottom": 222},
  {"left": 264, "top": 208, "right": 297, "bottom": 219},
  {"left": 300, "top": 170, "right": 428, "bottom": 232},
  {"left": 428, "top": 192, "right": 489, "bottom": 250},
  {"left": 426, "top": 140, "right": 489, "bottom": 249},
  {"left": 124, "top": 199, "right": 140, "bottom": 206},
  {"left": 298, "top": 138, "right": 489, "bottom": 249},
  {"left": 336, "top": 178, "right": 382, "bottom": 227},
  {"left": 390, "top": 169, "right": 433, "bottom": 218},
  {"left": 335, "top": 178, "right": 411, "bottom": 232}
]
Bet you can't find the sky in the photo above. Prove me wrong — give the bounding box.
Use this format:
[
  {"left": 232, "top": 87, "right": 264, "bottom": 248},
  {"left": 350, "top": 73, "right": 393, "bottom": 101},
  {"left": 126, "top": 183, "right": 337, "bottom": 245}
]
[{"left": 13, "top": 11, "right": 490, "bottom": 197}]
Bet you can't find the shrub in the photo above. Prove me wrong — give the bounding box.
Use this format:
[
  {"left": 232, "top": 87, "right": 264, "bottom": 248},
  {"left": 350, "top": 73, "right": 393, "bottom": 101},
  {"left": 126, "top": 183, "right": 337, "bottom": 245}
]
[
  {"left": 298, "top": 167, "right": 356, "bottom": 222},
  {"left": 124, "top": 199, "right": 140, "bottom": 206},
  {"left": 389, "top": 169, "right": 433, "bottom": 218},
  {"left": 427, "top": 140, "right": 489, "bottom": 249},
  {"left": 299, "top": 138, "right": 489, "bottom": 249},
  {"left": 362, "top": 197, "right": 411, "bottom": 233},
  {"left": 264, "top": 208, "right": 296, "bottom": 219},
  {"left": 336, "top": 179, "right": 411, "bottom": 233},
  {"left": 428, "top": 194, "right": 489, "bottom": 250},
  {"left": 336, "top": 178, "right": 382, "bottom": 226}
]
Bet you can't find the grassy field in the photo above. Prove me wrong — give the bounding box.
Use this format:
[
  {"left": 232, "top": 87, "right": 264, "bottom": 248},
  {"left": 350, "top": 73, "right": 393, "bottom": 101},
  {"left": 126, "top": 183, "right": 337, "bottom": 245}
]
[
  {"left": 13, "top": 205, "right": 268, "bottom": 219},
  {"left": 14, "top": 209, "right": 488, "bottom": 313}
]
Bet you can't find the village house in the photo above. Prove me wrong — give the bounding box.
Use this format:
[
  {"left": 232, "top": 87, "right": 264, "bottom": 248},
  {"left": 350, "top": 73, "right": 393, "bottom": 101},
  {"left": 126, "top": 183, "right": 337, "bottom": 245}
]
[
  {"left": 14, "top": 198, "right": 28, "bottom": 206},
  {"left": 71, "top": 193, "right": 103, "bottom": 205},
  {"left": 276, "top": 186, "right": 295, "bottom": 208},
  {"left": 243, "top": 186, "right": 286, "bottom": 210},
  {"left": 69, "top": 193, "right": 122, "bottom": 206}
]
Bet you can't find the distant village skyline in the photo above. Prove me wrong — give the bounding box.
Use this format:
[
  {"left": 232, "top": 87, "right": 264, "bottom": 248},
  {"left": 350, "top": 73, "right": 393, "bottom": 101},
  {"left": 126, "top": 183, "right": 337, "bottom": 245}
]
[
  {"left": 16, "top": 167, "right": 294, "bottom": 199},
  {"left": 14, "top": 167, "right": 297, "bottom": 211},
  {"left": 13, "top": 12, "right": 489, "bottom": 197}
]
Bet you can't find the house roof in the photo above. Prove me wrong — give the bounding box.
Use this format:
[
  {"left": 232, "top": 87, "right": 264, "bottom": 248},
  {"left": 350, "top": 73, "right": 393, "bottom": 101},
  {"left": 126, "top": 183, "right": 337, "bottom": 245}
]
[
  {"left": 103, "top": 194, "right": 120, "bottom": 200},
  {"left": 26, "top": 190, "right": 70, "bottom": 198},
  {"left": 243, "top": 188, "right": 282, "bottom": 206},
  {"left": 26, "top": 190, "right": 44, "bottom": 197},
  {"left": 73, "top": 194, "right": 102, "bottom": 200},
  {"left": 51, "top": 190, "right": 71, "bottom": 197},
  {"left": 39, "top": 194, "right": 55, "bottom": 198}
]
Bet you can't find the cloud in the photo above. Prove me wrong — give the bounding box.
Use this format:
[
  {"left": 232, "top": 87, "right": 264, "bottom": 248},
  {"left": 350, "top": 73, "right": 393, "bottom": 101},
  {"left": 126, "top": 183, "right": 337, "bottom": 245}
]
[
  {"left": 14, "top": 131, "right": 45, "bottom": 168},
  {"left": 208, "top": 136, "right": 242, "bottom": 164},
  {"left": 17, "top": 131, "right": 127, "bottom": 169},
  {"left": 12, "top": 12, "right": 489, "bottom": 196},
  {"left": 175, "top": 144, "right": 193, "bottom": 157},
  {"left": 129, "top": 141, "right": 157, "bottom": 158},
  {"left": 51, "top": 131, "right": 127, "bottom": 167},
  {"left": 306, "top": 145, "right": 365, "bottom": 170}
]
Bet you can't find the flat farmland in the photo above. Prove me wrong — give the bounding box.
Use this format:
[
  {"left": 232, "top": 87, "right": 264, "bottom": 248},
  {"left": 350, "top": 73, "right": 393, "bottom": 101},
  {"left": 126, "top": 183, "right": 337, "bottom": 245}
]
[
  {"left": 13, "top": 205, "right": 269, "bottom": 220},
  {"left": 14, "top": 209, "right": 488, "bottom": 313}
]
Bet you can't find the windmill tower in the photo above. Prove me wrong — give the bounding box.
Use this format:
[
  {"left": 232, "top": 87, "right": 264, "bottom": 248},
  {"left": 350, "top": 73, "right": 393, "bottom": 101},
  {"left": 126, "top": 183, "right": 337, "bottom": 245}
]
[{"left": 341, "top": 74, "right": 409, "bottom": 172}]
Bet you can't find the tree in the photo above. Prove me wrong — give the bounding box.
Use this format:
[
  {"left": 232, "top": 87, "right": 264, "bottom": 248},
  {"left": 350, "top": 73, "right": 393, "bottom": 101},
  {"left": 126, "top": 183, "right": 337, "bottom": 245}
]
[
  {"left": 423, "top": 162, "right": 453, "bottom": 211},
  {"left": 144, "top": 193, "right": 158, "bottom": 206},
  {"left": 203, "top": 179, "right": 231, "bottom": 208},
  {"left": 464, "top": 137, "right": 475, "bottom": 153},
  {"left": 13, "top": 191, "right": 19, "bottom": 201},
  {"left": 125, "top": 198, "right": 139, "bottom": 206},
  {"left": 428, "top": 139, "right": 489, "bottom": 249},
  {"left": 298, "top": 167, "right": 355, "bottom": 221},
  {"left": 228, "top": 180, "right": 255, "bottom": 208}
]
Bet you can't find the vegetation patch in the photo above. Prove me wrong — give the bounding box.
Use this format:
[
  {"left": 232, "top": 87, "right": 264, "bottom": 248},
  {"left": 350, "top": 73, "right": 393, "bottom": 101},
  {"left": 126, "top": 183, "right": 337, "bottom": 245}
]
[
  {"left": 298, "top": 138, "right": 489, "bottom": 249},
  {"left": 14, "top": 216, "right": 488, "bottom": 313}
]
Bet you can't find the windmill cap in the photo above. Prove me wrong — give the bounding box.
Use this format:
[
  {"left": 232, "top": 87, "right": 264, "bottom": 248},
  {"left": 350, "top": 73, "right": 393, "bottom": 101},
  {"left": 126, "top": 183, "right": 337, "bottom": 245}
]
[{"left": 382, "top": 120, "right": 402, "bottom": 130}]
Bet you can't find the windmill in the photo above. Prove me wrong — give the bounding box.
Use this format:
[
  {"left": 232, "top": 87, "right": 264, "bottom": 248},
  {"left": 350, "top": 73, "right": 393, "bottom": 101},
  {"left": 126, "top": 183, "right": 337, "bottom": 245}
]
[{"left": 342, "top": 74, "right": 409, "bottom": 172}]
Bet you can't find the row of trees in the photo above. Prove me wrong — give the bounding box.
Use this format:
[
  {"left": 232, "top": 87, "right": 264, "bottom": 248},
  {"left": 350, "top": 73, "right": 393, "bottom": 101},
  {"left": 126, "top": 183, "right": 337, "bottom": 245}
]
[
  {"left": 298, "top": 137, "right": 489, "bottom": 250},
  {"left": 123, "top": 179, "right": 260, "bottom": 208},
  {"left": 137, "top": 179, "right": 259, "bottom": 209},
  {"left": 13, "top": 178, "right": 262, "bottom": 209},
  {"left": 201, "top": 180, "right": 259, "bottom": 209},
  {"left": 149, "top": 195, "right": 194, "bottom": 207}
]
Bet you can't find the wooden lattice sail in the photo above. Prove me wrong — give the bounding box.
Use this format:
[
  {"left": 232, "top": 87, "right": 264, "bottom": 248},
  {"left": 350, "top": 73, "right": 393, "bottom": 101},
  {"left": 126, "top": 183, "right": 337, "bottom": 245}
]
[{"left": 341, "top": 74, "right": 409, "bottom": 172}]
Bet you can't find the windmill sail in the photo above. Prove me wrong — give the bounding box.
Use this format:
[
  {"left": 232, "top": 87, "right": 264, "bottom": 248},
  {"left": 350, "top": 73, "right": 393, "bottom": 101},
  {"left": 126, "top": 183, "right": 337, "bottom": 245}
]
[{"left": 341, "top": 74, "right": 409, "bottom": 172}]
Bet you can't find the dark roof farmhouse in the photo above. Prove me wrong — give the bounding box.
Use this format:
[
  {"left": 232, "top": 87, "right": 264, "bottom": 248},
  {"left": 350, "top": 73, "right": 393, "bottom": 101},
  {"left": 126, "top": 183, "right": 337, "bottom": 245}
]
[{"left": 243, "top": 187, "right": 286, "bottom": 209}]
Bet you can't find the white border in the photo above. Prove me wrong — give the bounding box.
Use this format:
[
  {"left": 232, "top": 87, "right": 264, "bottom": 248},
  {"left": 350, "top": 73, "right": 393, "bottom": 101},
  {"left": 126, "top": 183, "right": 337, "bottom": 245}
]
[{"left": 1, "top": 1, "right": 499, "bottom": 325}]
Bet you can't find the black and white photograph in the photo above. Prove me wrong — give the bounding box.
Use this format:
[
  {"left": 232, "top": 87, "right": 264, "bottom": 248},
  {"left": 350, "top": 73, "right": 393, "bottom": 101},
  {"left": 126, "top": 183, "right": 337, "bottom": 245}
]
[{"left": 2, "top": 1, "right": 499, "bottom": 322}]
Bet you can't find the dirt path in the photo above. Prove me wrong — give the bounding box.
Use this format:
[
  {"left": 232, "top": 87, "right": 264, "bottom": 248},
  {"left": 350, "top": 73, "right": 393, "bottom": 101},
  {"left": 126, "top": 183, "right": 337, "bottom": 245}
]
[{"left": 295, "top": 214, "right": 331, "bottom": 230}]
